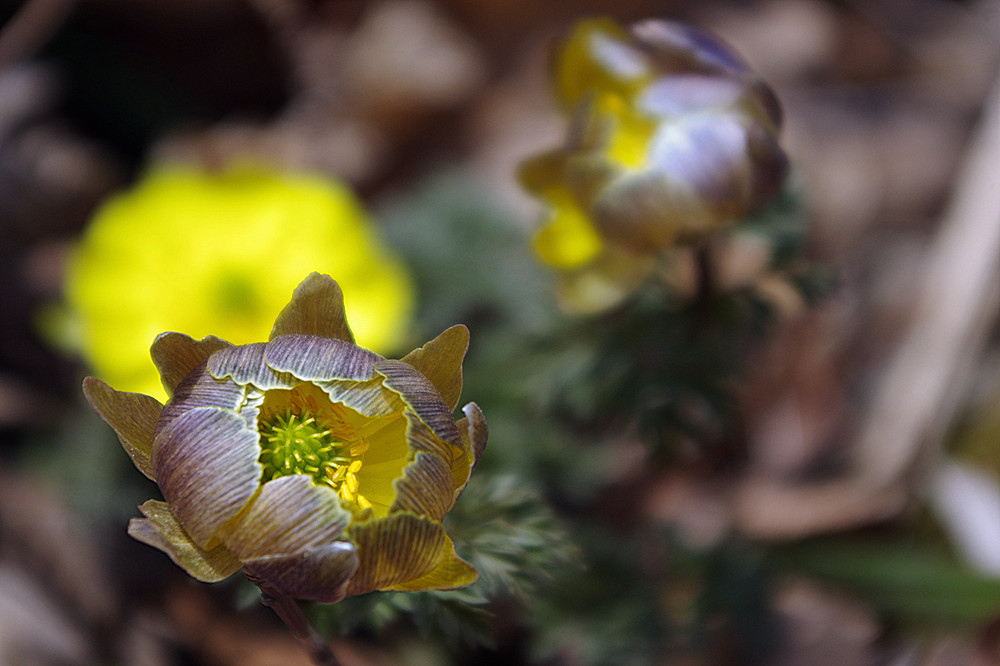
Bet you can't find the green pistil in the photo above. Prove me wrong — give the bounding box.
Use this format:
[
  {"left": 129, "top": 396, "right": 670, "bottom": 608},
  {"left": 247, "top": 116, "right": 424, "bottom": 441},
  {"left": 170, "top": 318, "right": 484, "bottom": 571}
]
[{"left": 258, "top": 411, "right": 351, "bottom": 488}]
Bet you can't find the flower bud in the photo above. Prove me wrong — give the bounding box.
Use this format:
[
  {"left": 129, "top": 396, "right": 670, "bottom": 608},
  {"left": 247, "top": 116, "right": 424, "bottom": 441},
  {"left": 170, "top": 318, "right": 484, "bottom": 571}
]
[
  {"left": 520, "top": 18, "right": 789, "bottom": 311},
  {"left": 84, "top": 273, "right": 486, "bottom": 603}
]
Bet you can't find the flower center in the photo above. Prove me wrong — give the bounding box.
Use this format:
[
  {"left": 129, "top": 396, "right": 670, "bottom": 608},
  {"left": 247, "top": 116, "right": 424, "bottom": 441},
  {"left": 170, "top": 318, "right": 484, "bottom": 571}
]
[{"left": 257, "top": 409, "right": 373, "bottom": 510}]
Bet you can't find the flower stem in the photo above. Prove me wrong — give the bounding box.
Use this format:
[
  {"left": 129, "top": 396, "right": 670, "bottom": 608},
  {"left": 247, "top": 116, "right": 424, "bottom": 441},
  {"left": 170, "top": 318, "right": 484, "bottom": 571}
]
[
  {"left": 255, "top": 581, "right": 342, "bottom": 666},
  {"left": 692, "top": 241, "right": 716, "bottom": 321}
]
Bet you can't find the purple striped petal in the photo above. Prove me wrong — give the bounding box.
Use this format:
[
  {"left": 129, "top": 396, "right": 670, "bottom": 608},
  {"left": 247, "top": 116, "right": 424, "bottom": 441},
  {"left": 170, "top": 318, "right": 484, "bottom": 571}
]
[
  {"left": 265, "top": 335, "right": 379, "bottom": 382},
  {"left": 152, "top": 407, "right": 262, "bottom": 547},
  {"left": 375, "top": 360, "right": 461, "bottom": 447},
  {"left": 344, "top": 512, "right": 450, "bottom": 596},
  {"left": 390, "top": 452, "right": 454, "bottom": 521},
  {"left": 157, "top": 363, "right": 246, "bottom": 433},
  {"left": 207, "top": 342, "right": 292, "bottom": 390},
  {"left": 151, "top": 333, "right": 232, "bottom": 397},
  {"left": 221, "top": 475, "right": 352, "bottom": 560},
  {"left": 243, "top": 541, "right": 358, "bottom": 603}
]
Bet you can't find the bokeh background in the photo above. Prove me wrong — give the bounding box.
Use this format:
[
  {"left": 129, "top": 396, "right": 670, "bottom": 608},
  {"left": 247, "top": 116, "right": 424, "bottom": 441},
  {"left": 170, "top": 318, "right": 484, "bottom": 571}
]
[{"left": 2, "top": 0, "right": 1000, "bottom": 664}]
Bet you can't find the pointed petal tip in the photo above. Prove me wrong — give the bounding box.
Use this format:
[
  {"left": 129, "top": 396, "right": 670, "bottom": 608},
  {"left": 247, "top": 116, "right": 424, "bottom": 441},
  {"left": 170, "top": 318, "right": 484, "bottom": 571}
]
[
  {"left": 389, "top": 542, "right": 479, "bottom": 592},
  {"left": 270, "top": 272, "right": 354, "bottom": 343},
  {"left": 401, "top": 324, "right": 470, "bottom": 412},
  {"left": 441, "top": 323, "right": 470, "bottom": 340},
  {"left": 81, "top": 375, "right": 105, "bottom": 400},
  {"left": 82, "top": 377, "right": 161, "bottom": 480}
]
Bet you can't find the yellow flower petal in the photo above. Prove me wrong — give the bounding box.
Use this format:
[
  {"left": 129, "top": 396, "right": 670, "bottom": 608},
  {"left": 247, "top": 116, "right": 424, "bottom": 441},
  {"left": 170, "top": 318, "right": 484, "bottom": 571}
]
[
  {"left": 532, "top": 193, "right": 604, "bottom": 269},
  {"left": 66, "top": 166, "right": 414, "bottom": 400},
  {"left": 554, "top": 17, "right": 650, "bottom": 110},
  {"left": 352, "top": 414, "right": 410, "bottom": 516},
  {"left": 601, "top": 103, "right": 657, "bottom": 170}
]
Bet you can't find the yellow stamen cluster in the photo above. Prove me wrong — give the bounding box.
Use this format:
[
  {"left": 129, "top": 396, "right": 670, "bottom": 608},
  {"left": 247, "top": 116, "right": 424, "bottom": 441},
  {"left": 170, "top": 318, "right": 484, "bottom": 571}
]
[{"left": 257, "top": 410, "right": 372, "bottom": 510}]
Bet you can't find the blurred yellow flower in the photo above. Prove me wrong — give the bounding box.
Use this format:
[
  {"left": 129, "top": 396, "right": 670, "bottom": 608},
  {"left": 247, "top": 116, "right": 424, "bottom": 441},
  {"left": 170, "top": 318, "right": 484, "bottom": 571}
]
[
  {"left": 84, "top": 273, "right": 487, "bottom": 602},
  {"left": 521, "top": 18, "right": 788, "bottom": 312},
  {"left": 63, "top": 166, "right": 414, "bottom": 399}
]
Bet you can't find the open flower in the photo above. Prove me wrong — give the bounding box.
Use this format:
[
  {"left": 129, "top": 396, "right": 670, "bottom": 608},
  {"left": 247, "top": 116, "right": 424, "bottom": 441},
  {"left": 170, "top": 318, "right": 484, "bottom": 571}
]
[
  {"left": 60, "top": 166, "right": 414, "bottom": 400},
  {"left": 521, "top": 18, "right": 788, "bottom": 312},
  {"left": 83, "top": 273, "right": 486, "bottom": 603}
]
